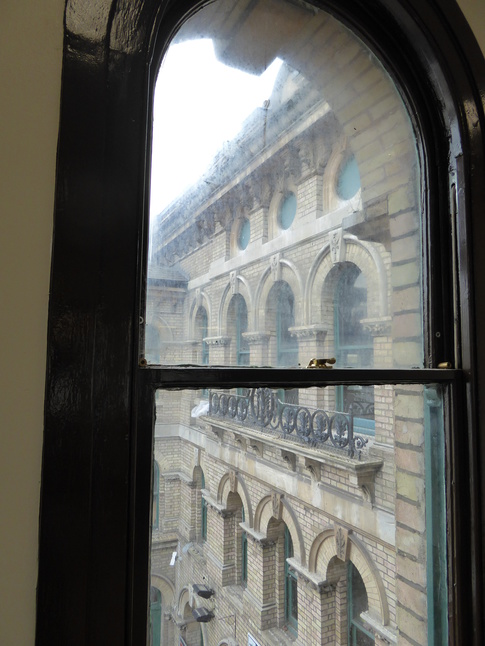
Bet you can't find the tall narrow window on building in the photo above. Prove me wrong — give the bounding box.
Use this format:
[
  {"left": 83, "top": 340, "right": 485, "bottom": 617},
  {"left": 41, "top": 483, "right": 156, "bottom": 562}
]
[
  {"left": 227, "top": 294, "right": 249, "bottom": 366},
  {"left": 149, "top": 587, "right": 162, "bottom": 646},
  {"left": 284, "top": 526, "right": 298, "bottom": 634},
  {"left": 200, "top": 470, "right": 207, "bottom": 542},
  {"left": 195, "top": 306, "right": 209, "bottom": 365},
  {"left": 334, "top": 264, "right": 375, "bottom": 435},
  {"left": 241, "top": 506, "right": 247, "bottom": 588},
  {"left": 348, "top": 563, "right": 374, "bottom": 645}
]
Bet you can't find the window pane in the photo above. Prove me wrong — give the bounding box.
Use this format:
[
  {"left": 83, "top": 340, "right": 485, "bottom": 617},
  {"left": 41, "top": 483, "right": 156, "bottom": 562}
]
[
  {"left": 150, "top": 383, "right": 447, "bottom": 645},
  {"left": 146, "top": 0, "right": 424, "bottom": 369}
]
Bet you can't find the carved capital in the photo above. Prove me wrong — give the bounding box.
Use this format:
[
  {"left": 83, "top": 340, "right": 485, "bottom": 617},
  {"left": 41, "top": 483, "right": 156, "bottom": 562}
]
[
  {"left": 361, "top": 316, "right": 392, "bottom": 337},
  {"left": 204, "top": 336, "right": 231, "bottom": 346},
  {"left": 289, "top": 324, "right": 327, "bottom": 340},
  {"left": 242, "top": 331, "right": 271, "bottom": 345}
]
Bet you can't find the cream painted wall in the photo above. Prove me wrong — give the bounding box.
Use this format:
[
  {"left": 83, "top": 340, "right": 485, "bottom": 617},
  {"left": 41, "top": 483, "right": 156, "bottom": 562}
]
[
  {"left": 0, "top": 1, "right": 482, "bottom": 645},
  {"left": 0, "top": 1, "right": 64, "bottom": 645}
]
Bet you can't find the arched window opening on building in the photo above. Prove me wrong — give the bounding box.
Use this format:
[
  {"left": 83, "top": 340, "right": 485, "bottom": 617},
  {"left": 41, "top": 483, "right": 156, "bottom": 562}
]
[
  {"left": 284, "top": 526, "right": 298, "bottom": 634},
  {"left": 152, "top": 461, "right": 160, "bottom": 531},
  {"left": 227, "top": 294, "right": 249, "bottom": 366},
  {"left": 348, "top": 563, "right": 374, "bottom": 645},
  {"left": 150, "top": 587, "right": 162, "bottom": 646},
  {"left": 195, "top": 306, "right": 209, "bottom": 366},
  {"left": 267, "top": 281, "right": 298, "bottom": 404},
  {"left": 200, "top": 470, "right": 207, "bottom": 542},
  {"left": 335, "top": 263, "right": 375, "bottom": 436},
  {"left": 241, "top": 506, "right": 248, "bottom": 588}
]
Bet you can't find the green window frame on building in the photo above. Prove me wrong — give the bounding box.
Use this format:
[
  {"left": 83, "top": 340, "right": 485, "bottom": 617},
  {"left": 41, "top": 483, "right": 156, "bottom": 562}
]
[
  {"left": 334, "top": 264, "right": 375, "bottom": 436},
  {"left": 149, "top": 587, "right": 161, "bottom": 646},
  {"left": 241, "top": 506, "right": 247, "bottom": 587},
  {"left": 347, "top": 562, "right": 374, "bottom": 645},
  {"left": 201, "top": 470, "right": 207, "bottom": 542},
  {"left": 284, "top": 526, "right": 298, "bottom": 634}
]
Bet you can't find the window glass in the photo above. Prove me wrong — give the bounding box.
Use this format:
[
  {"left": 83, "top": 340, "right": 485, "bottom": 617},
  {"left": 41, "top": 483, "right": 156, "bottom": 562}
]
[
  {"left": 146, "top": 0, "right": 424, "bottom": 371},
  {"left": 151, "top": 383, "right": 447, "bottom": 645},
  {"left": 278, "top": 192, "right": 297, "bottom": 230}
]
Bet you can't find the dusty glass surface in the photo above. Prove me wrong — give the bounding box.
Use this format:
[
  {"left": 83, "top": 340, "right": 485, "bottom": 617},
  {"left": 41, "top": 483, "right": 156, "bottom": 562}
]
[
  {"left": 149, "top": 383, "right": 447, "bottom": 645},
  {"left": 145, "top": 0, "right": 424, "bottom": 370}
]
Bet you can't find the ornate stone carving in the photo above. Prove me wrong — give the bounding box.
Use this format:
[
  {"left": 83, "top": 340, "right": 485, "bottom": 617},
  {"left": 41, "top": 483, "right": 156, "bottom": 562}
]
[
  {"left": 271, "top": 252, "right": 281, "bottom": 282},
  {"left": 330, "top": 228, "right": 345, "bottom": 264},
  {"left": 361, "top": 316, "right": 392, "bottom": 336},
  {"left": 281, "top": 450, "right": 296, "bottom": 471},
  {"left": 304, "top": 458, "right": 321, "bottom": 481},
  {"left": 230, "top": 271, "right": 238, "bottom": 295},
  {"left": 204, "top": 336, "right": 230, "bottom": 346},
  {"left": 195, "top": 288, "right": 203, "bottom": 308},
  {"left": 242, "top": 331, "right": 271, "bottom": 345},
  {"left": 229, "top": 470, "right": 237, "bottom": 493},
  {"left": 335, "top": 525, "right": 350, "bottom": 562},
  {"left": 272, "top": 492, "right": 283, "bottom": 520},
  {"left": 289, "top": 324, "right": 327, "bottom": 340}
]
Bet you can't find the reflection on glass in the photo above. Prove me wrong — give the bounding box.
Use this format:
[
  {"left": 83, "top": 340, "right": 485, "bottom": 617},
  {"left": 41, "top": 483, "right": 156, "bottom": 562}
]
[
  {"left": 150, "top": 384, "right": 447, "bottom": 645},
  {"left": 145, "top": 0, "right": 424, "bottom": 369}
]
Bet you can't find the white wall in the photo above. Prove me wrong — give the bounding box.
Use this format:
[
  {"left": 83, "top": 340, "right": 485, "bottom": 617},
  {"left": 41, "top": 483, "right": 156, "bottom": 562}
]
[{"left": 0, "top": 1, "right": 482, "bottom": 645}]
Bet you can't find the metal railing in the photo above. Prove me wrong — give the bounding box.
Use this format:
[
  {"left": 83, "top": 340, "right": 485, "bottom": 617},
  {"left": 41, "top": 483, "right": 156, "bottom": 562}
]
[{"left": 207, "top": 388, "right": 372, "bottom": 458}]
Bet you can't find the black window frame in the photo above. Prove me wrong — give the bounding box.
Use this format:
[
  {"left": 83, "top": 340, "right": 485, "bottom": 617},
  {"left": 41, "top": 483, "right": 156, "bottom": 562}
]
[{"left": 36, "top": 1, "right": 485, "bottom": 645}]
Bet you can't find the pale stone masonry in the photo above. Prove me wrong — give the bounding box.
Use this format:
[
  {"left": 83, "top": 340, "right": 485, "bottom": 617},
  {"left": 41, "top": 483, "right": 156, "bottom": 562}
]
[{"left": 146, "top": 1, "right": 441, "bottom": 644}]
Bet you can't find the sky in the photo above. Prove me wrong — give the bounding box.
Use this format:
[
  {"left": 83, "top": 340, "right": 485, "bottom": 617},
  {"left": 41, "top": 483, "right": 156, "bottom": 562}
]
[{"left": 149, "top": 39, "right": 282, "bottom": 217}]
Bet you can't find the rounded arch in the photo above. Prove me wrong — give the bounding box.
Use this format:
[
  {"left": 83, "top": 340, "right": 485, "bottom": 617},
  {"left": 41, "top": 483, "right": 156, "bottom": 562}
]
[
  {"left": 253, "top": 494, "right": 306, "bottom": 566},
  {"left": 177, "top": 587, "right": 191, "bottom": 617},
  {"left": 217, "top": 472, "right": 253, "bottom": 526},
  {"left": 189, "top": 291, "right": 212, "bottom": 338},
  {"left": 254, "top": 260, "right": 303, "bottom": 331},
  {"left": 219, "top": 276, "right": 253, "bottom": 336},
  {"left": 306, "top": 236, "right": 390, "bottom": 325},
  {"left": 150, "top": 574, "right": 175, "bottom": 606},
  {"left": 309, "top": 529, "right": 389, "bottom": 625}
]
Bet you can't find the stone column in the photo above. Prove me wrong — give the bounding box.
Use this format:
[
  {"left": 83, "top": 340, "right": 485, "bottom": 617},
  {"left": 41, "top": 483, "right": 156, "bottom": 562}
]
[
  {"left": 243, "top": 533, "right": 277, "bottom": 630},
  {"left": 203, "top": 498, "right": 235, "bottom": 588},
  {"left": 289, "top": 325, "right": 328, "bottom": 409},
  {"left": 204, "top": 336, "right": 230, "bottom": 365}
]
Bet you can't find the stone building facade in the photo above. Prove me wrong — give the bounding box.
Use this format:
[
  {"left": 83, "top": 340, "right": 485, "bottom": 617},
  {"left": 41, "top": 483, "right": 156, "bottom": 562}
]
[{"left": 145, "top": 2, "right": 444, "bottom": 645}]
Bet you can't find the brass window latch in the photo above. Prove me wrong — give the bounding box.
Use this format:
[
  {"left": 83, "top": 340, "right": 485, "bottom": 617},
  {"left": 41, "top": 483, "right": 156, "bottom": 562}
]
[{"left": 307, "top": 358, "right": 336, "bottom": 369}]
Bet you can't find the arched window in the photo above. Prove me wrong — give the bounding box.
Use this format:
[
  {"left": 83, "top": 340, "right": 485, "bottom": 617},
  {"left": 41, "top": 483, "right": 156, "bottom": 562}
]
[
  {"left": 227, "top": 294, "right": 249, "bottom": 366},
  {"left": 241, "top": 506, "right": 247, "bottom": 588},
  {"left": 284, "top": 526, "right": 298, "bottom": 634},
  {"left": 195, "top": 306, "right": 209, "bottom": 365},
  {"left": 348, "top": 563, "right": 374, "bottom": 645},
  {"left": 149, "top": 587, "right": 162, "bottom": 646},
  {"left": 37, "top": 0, "right": 485, "bottom": 645},
  {"left": 334, "top": 264, "right": 375, "bottom": 435},
  {"left": 200, "top": 470, "right": 207, "bottom": 542}
]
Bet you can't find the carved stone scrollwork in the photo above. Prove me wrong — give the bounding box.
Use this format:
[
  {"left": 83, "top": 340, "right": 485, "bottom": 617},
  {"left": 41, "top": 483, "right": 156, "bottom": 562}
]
[
  {"left": 330, "top": 228, "right": 345, "bottom": 264},
  {"left": 289, "top": 324, "right": 327, "bottom": 341},
  {"left": 305, "top": 458, "right": 321, "bottom": 481},
  {"left": 204, "top": 336, "right": 230, "bottom": 346},
  {"left": 335, "top": 525, "right": 351, "bottom": 562},
  {"left": 229, "top": 470, "right": 237, "bottom": 493},
  {"left": 361, "top": 316, "right": 392, "bottom": 337},
  {"left": 230, "top": 271, "right": 238, "bottom": 295},
  {"left": 248, "top": 440, "right": 263, "bottom": 455},
  {"left": 272, "top": 492, "right": 283, "bottom": 520},
  {"left": 271, "top": 252, "right": 281, "bottom": 282}
]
